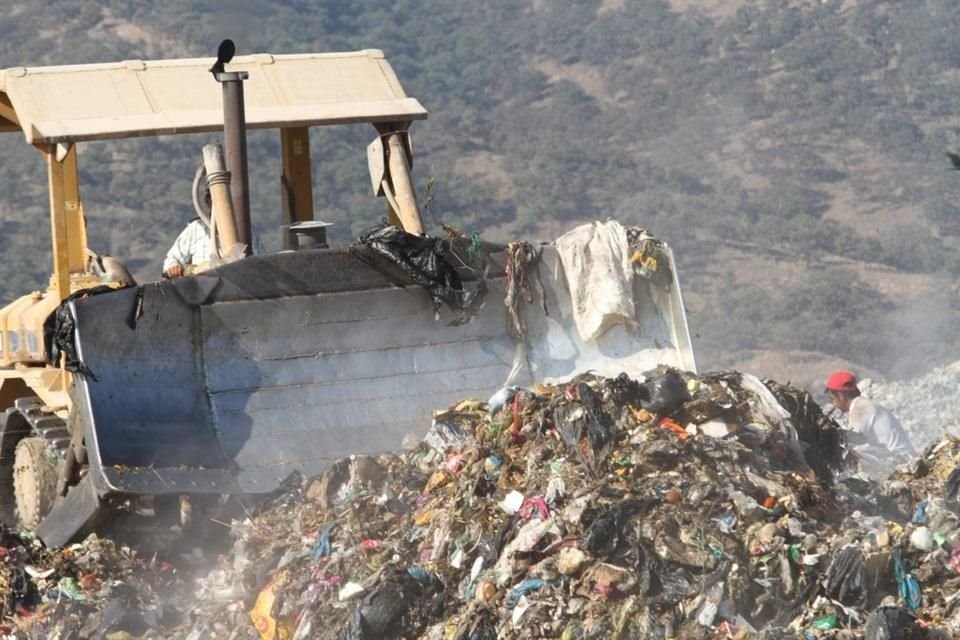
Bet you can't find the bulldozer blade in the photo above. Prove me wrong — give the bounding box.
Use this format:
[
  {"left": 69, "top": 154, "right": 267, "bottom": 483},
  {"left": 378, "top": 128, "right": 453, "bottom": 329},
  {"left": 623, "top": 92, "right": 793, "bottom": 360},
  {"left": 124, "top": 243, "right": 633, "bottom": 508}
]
[
  {"left": 36, "top": 473, "right": 101, "bottom": 548},
  {"left": 67, "top": 245, "right": 694, "bottom": 500}
]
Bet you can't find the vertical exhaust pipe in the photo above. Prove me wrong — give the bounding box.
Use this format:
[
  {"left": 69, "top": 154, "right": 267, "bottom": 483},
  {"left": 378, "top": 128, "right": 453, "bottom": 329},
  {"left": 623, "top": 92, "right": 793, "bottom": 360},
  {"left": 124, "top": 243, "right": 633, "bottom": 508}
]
[
  {"left": 202, "top": 143, "right": 239, "bottom": 254},
  {"left": 210, "top": 40, "right": 252, "bottom": 255}
]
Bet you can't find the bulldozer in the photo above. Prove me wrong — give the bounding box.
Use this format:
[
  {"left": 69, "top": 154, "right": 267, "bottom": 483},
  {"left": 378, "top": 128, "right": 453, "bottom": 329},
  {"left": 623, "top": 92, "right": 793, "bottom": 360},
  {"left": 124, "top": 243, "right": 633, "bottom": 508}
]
[{"left": 0, "top": 46, "right": 697, "bottom": 547}]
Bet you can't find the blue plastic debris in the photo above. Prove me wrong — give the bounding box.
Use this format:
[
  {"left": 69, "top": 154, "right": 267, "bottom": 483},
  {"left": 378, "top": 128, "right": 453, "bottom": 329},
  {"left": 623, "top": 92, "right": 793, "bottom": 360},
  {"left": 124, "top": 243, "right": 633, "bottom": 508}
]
[
  {"left": 912, "top": 499, "right": 929, "bottom": 525},
  {"left": 894, "top": 545, "right": 923, "bottom": 611},
  {"left": 406, "top": 566, "right": 437, "bottom": 585},
  {"left": 312, "top": 522, "right": 337, "bottom": 561},
  {"left": 505, "top": 578, "right": 546, "bottom": 608}
]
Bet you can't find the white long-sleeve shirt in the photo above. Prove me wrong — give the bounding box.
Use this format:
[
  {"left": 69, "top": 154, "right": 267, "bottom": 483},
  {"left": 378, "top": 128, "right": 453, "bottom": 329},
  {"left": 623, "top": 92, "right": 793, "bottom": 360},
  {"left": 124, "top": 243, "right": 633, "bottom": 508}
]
[
  {"left": 847, "top": 396, "right": 914, "bottom": 460},
  {"left": 163, "top": 219, "right": 213, "bottom": 273}
]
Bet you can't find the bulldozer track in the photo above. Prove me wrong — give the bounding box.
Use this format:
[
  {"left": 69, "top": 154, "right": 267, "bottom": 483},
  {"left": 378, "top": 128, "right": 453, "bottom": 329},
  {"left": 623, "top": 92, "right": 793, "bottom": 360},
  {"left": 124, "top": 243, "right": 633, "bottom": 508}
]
[
  {"left": 14, "top": 436, "right": 58, "bottom": 531},
  {"left": 12, "top": 397, "right": 70, "bottom": 461},
  {"left": 0, "top": 398, "right": 70, "bottom": 527}
]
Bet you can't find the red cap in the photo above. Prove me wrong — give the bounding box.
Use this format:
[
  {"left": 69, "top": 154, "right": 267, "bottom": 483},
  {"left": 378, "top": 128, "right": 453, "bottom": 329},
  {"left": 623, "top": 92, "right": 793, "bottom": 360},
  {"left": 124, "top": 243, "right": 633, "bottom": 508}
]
[{"left": 825, "top": 370, "right": 858, "bottom": 392}]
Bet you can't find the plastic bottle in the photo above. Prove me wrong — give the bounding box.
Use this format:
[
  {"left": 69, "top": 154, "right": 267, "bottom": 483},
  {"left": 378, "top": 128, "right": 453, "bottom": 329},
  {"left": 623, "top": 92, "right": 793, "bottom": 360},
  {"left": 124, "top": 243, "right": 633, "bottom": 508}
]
[{"left": 697, "top": 581, "right": 724, "bottom": 626}]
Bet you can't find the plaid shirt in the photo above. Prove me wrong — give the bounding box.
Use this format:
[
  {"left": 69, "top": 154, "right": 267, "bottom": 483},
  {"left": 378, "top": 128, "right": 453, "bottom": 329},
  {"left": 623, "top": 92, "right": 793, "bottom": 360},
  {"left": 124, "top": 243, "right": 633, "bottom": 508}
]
[{"left": 163, "top": 219, "right": 213, "bottom": 272}]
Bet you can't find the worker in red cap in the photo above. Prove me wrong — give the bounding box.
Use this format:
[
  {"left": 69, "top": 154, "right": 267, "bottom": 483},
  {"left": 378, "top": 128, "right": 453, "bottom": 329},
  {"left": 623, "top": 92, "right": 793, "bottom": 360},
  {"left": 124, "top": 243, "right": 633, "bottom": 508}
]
[{"left": 825, "top": 370, "right": 914, "bottom": 475}]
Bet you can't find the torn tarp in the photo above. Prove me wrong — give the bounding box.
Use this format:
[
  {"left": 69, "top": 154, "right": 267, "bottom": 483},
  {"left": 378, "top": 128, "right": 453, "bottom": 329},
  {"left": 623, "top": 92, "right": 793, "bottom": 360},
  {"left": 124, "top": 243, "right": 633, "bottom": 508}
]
[
  {"left": 359, "top": 222, "right": 487, "bottom": 325},
  {"left": 555, "top": 220, "right": 637, "bottom": 342}
]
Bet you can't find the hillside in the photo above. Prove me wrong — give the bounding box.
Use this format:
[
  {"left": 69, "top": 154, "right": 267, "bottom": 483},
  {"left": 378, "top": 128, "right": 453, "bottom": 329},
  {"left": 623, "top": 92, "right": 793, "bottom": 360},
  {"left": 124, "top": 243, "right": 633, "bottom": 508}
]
[{"left": 1, "top": 0, "right": 960, "bottom": 387}]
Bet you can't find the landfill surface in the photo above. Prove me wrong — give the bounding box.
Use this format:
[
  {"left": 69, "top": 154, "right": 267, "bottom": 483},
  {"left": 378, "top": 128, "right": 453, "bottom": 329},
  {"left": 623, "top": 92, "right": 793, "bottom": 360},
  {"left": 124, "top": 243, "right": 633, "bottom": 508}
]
[{"left": 4, "top": 368, "right": 960, "bottom": 639}]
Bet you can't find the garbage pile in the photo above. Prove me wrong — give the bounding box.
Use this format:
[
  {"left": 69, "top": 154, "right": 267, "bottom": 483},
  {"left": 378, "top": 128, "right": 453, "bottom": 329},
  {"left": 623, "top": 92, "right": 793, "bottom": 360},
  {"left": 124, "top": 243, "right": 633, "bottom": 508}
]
[
  {"left": 8, "top": 368, "right": 960, "bottom": 639},
  {"left": 0, "top": 528, "right": 186, "bottom": 639},
  {"left": 859, "top": 361, "right": 960, "bottom": 450},
  {"left": 165, "top": 369, "right": 952, "bottom": 639}
]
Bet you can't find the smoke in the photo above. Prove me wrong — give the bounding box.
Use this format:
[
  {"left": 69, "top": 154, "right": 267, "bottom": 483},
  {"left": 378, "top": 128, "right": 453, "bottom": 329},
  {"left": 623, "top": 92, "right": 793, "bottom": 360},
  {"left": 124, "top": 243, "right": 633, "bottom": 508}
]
[{"left": 879, "top": 282, "right": 960, "bottom": 380}]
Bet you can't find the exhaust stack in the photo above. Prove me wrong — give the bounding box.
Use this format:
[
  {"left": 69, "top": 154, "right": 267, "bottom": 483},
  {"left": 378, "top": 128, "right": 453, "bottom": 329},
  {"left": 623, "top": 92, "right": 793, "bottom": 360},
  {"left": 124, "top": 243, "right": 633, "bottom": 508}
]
[{"left": 211, "top": 40, "right": 252, "bottom": 254}]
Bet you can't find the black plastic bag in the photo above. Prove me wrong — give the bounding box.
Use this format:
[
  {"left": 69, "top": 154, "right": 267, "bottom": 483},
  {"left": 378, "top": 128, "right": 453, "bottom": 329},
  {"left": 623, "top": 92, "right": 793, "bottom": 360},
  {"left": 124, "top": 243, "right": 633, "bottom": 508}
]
[
  {"left": 578, "top": 382, "right": 615, "bottom": 470},
  {"left": 944, "top": 466, "right": 960, "bottom": 514},
  {"left": 609, "top": 372, "right": 650, "bottom": 407},
  {"left": 655, "top": 566, "right": 696, "bottom": 602},
  {"left": 583, "top": 504, "right": 628, "bottom": 558},
  {"left": 4, "top": 566, "right": 38, "bottom": 617},
  {"left": 864, "top": 605, "right": 924, "bottom": 640},
  {"left": 553, "top": 403, "right": 583, "bottom": 454},
  {"left": 824, "top": 546, "right": 868, "bottom": 609},
  {"left": 583, "top": 499, "right": 656, "bottom": 558},
  {"left": 43, "top": 285, "right": 118, "bottom": 380},
  {"left": 632, "top": 540, "right": 656, "bottom": 595},
  {"left": 341, "top": 568, "right": 443, "bottom": 640},
  {"left": 359, "top": 222, "right": 487, "bottom": 325},
  {"left": 89, "top": 594, "right": 152, "bottom": 640},
  {"left": 552, "top": 383, "right": 617, "bottom": 478},
  {"left": 640, "top": 370, "right": 690, "bottom": 417},
  {"left": 765, "top": 379, "right": 850, "bottom": 483}
]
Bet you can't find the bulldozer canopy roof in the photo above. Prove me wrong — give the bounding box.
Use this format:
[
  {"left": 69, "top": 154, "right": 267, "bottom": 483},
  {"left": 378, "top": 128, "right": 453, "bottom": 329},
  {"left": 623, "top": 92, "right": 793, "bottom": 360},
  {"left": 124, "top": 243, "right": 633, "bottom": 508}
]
[{"left": 0, "top": 49, "right": 427, "bottom": 144}]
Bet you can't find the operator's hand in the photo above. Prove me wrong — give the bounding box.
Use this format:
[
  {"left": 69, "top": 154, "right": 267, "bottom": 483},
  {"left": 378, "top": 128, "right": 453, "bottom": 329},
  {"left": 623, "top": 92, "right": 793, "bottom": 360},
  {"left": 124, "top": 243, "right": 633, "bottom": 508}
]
[{"left": 164, "top": 264, "right": 184, "bottom": 279}]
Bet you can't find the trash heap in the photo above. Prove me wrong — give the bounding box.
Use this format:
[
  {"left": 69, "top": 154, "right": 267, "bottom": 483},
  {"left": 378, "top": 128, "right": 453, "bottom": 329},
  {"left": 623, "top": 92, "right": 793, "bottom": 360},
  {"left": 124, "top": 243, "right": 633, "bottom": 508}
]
[
  {"left": 0, "top": 528, "right": 186, "bottom": 639},
  {"left": 8, "top": 368, "right": 960, "bottom": 639},
  {"left": 169, "top": 368, "right": 951, "bottom": 639}
]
